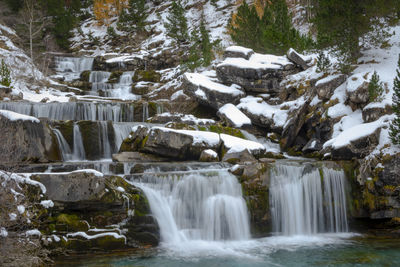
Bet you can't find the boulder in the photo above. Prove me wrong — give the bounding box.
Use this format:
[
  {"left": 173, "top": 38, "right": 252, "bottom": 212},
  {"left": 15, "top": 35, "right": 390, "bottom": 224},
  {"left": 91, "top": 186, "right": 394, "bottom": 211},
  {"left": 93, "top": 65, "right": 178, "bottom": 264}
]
[
  {"left": 362, "top": 105, "right": 392, "bottom": 123},
  {"left": 330, "top": 127, "right": 381, "bottom": 160},
  {"left": 302, "top": 138, "right": 323, "bottom": 153},
  {"left": 217, "top": 103, "right": 251, "bottom": 128},
  {"left": 216, "top": 58, "right": 284, "bottom": 94},
  {"left": 222, "top": 149, "right": 257, "bottom": 164},
  {"left": 199, "top": 149, "right": 219, "bottom": 162},
  {"left": 286, "top": 48, "right": 310, "bottom": 70},
  {"left": 224, "top": 46, "right": 254, "bottom": 60},
  {"left": 148, "top": 113, "right": 215, "bottom": 125},
  {"left": 0, "top": 111, "right": 60, "bottom": 164},
  {"left": 221, "top": 134, "right": 266, "bottom": 159},
  {"left": 315, "top": 74, "right": 347, "bottom": 100},
  {"left": 183, "top": 73, "right": 245, "bottom": 110},
  {"left": 112, "top": 151, "right": 167, "bottom": 162},
  {"left": 348, "top": 81, "right": 369, "bottom": 105},
  {"left": 0, "top": 84, "right": 11, "bottom": 99}
]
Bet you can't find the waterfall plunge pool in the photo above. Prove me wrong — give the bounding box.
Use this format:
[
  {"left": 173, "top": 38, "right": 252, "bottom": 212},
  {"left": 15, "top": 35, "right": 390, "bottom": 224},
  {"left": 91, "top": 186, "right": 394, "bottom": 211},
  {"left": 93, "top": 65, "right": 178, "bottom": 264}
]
[{"left": 55, "top": 162, "right": 400, "bottom": 266}]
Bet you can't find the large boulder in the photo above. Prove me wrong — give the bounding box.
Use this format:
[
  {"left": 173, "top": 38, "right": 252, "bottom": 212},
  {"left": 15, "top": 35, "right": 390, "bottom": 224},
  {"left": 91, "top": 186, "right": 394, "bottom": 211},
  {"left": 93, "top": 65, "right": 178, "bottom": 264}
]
[
  {"left": 347, "top": 81, "right": 369, "bottom": 106},
  {"left": 362, "top": 105, "right": 392, "bottom": 123},
  {"left": 183, "top": 73, "right": 245, "bottom": 110},
  {"left": 217, "top": 103, "right": 251, "bottom": 128},
  {"left": 0, "top": 110, "right": 60, "bottom": 164},
  {"left": 224, "top": 46, "right": 254, "bottom": 60},
  {"left": 315, "top": 74, "right": 347, "bottom": 101},
  {"left": 286, "top": 48, "right": 311, "bottom": 70}
]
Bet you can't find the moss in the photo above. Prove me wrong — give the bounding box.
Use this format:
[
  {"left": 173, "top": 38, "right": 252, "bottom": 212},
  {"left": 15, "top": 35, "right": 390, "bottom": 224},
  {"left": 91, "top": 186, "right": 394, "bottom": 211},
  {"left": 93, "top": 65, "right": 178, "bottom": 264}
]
[
  {"left": 207, "top": 124, "right": 246, "bottom": 139},
  {"left": 108, "top": 71, "right": 123, "bottom": 83},
  {"left": 80, "top": 70, "right": 91, "bottom": 82},
  {"left": 132, "top": 70, "right": 161, "bottom": 83},
  {"left": 55, "top": 120, "right": 74, "bottom": 147},
  {"left": 56, "top": 214, "right": 89, "bottom": 232}
]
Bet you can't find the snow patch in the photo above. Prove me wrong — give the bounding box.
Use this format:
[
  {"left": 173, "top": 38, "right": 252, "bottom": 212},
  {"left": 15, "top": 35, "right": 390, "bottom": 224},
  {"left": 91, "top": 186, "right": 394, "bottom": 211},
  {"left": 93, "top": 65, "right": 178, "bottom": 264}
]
[{"left": 0, "top": 110, "right": 40, "bottom": 123}]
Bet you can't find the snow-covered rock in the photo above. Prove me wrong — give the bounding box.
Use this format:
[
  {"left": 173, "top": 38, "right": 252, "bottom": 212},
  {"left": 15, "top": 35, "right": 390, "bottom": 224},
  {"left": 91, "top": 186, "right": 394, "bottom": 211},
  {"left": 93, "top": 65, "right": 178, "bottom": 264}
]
[
  {"left": 224, "top": 46, "right": 254, "bottom": 60},
  {"left": 183, "top": 73, "right": 245, "bottom": 110},
  {"left": 315, "top": 74, "right": 347, "bottom": 100},
  {"left": 287, "top": 48, "right": 311, "bottom": 70},
  {"left": 217, "top": 104, "right": 251, "bottom": 128},
  {"left": 199, "top": 149, "right": 219, "bottom": 162}
]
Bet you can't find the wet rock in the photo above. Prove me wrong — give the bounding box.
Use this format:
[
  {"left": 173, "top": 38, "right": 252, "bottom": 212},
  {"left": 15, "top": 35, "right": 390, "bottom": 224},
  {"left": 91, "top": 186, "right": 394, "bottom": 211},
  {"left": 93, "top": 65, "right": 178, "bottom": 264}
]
[
  {"left": 222, "top": 149, "right": 257, "bottom": 164},
  {"left": 315, "top": 74, "right": 347, "bottom": 100},
  {"left": 0, "top": 113, "right": 60, "bottom": 164},
  {"left": 302, "top": 138, "right": 322, "bottom": 153}
]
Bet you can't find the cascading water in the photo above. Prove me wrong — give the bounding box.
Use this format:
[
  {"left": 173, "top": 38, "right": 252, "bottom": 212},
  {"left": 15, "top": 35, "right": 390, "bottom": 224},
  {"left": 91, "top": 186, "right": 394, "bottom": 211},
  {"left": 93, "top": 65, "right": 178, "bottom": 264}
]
[
  {"left": 133, "top": 169, "right": 251, "bottom": 243},
  {"left": 142, "top": 102, "right": 149, "bottom": 122},
  {"left": 98, "top": 121, "right": 112, "bottom": 159},
  {"left": 90, "top": 71, "right": 112, "bottom": 91},
  {"left": 72, "top": 123, "right": 86, "bottom": 160},
  {"left": 53, "top": 128, "right": 72, "bottom": 161},
  {"left": 269, "top": 163, "right": 348, "bottom": 236},
  {"left": 54, "top": 56, "right": 94, "bottom": 81}
]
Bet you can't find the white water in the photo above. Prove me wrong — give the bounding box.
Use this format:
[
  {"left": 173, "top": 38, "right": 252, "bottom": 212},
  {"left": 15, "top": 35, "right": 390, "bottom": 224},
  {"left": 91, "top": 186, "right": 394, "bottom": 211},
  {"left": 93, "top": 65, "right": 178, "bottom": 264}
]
[
  {"left": 134, "top": 169, "right": 250, "bottom": 243},
  {"left": 53, "top": 128, "right": 72, "bottom": 161},
  {"left": 54, "top": 56, "right": 94, "bottom": 81},
  {"left": 142, "top": 102, "right": 149, "bottom": 122},
  {"left": 72, "top": 123, "right": 86, "bottom": 160},
  {"left": 269, "top": 163, "right": 348, "bottom": 236}
]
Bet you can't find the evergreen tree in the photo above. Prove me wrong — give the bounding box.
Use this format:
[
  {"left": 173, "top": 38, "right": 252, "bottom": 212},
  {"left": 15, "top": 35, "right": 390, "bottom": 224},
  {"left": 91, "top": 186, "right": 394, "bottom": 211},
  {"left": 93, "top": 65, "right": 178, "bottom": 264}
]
[
  {"left": 368, "top": 71, "right": 384, "bottom": 102},
  {"left": 119, "top": 0, "right": 148, "bottom": 31},
  {"left": 229, "top": 0, "right": 313, "bottom": 55},
  {"left": 316, "top": 51, "right": 332, "bottom": 73},
  {"left": 0, "top": 60, "right": 12, "bottom": 87},
  {"left": 390, "top": 54, "right": 400, "bottom": 145},
  {"left": 165, "top": 0, "right": 188, "bottom": 43},
  {"left": 199, "top": 14, "right": 212, "bottom": 66}
]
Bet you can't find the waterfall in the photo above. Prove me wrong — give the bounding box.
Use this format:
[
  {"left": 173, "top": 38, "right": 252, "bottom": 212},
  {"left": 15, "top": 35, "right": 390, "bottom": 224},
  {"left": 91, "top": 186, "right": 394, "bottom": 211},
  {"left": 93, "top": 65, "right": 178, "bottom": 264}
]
[
  {"left": 89, "top": 71, "right": 112, "bottom": 91},
  {"left": 54, "top": 56, "right": 94, "bottom": 81},
  {"left": 53, "top": 128, "right": 72, "bottom": 161},
  {"left": 72, "top": 123, "right": 86, "bottom": 160},
  {"left": 133, "top": 169, "right": 250, "bottom": 243},
  {"left": 0, "top": 102, "right": 135, "bottom": 122},
  {"left": 269, "top": 163, "right": 348, "bottom": 236},
  {"left": 142, "top": 102, "right": 149, "bottom": 122},
  {"left": 112, "top": 122, "right": 137, "bottom": 152},
  {"left": 98, "top": 121, "right": 112, "bottom": 159}
]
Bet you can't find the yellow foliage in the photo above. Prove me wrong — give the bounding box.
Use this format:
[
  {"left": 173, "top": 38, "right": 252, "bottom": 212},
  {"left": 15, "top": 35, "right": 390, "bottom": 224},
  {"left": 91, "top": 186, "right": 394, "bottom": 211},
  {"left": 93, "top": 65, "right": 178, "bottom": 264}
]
[{"left": 93, "top": 0, "right": 129, "bottom": 25}]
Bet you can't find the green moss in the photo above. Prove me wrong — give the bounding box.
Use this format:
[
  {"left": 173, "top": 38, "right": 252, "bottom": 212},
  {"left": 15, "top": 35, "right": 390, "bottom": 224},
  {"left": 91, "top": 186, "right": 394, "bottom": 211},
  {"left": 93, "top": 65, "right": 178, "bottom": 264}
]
[
  {"left": 132, "top": 70, "right": 161, "bottom": 83},
  {"left": 56, "top": 214, "right": 89, "bottom": 232},
  {"left": 80, "top": 70, "right": 91, "bottom": 82},
  {"left": 108, "top": 71, "right": 123, "bottom": 83},
  {"left": 205, "top": 124, "right": 246, "bottom": 139}
]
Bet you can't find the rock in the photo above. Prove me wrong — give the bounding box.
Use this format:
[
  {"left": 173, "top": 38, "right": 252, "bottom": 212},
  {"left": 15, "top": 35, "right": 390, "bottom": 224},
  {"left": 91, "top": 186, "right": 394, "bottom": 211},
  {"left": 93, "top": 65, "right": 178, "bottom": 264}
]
[
  {"left": 217, "top": 103, "right": 251, "bottom": 128},
  {"left": 315, "top": 74, "right": 347, "bottom": 100},
  {"left": 148, "top": 113, "right": 215, "bottom": 125},
  {"left": 348, "top": 81, "right": 369, "bottom": 105},
  {"left": 362, "top": 105, "right": 392, "bottom": 123},
  {"left": 280, "top": 99, "right": 310, "bottom": 150},
  {"left": 221, "top": 133, "right": 266, "bottom": 158},
  {"left": 0, "top": 85, "right": 11, "bottom": 99},
  {"left": 112, "top": 151, "right": 167, "bottom": 162},
  {"left": 199, "top": 149, "right": 219, "bottom": 162},
  {"left": 302, "top": 138, "right": 322, "bottom": 153},
  {"left": 40, "top": 97, "right": 50, "bottom": 103},
  {"left": 0, "top": 113, "right": 60, "bottom": 164},
  {"left": 183, "top": 73, "right": 245, "bottom": 110},
  {"left": 330, "top": 127, "right": 381, "bottom": 160},
  {"left": 132, "top": 70, "right": 161, "bottom": 83},
  {"left": 286, "top": 48, "right": 310, "bottom": 70},
  {"left": 216, "top": 58, "right": 285, "bottom": 94},
  {"left": 222, "top": 149, "right": 257, "bottom": 164},
  {"left": 224, "top": 46, "right": 254, "bottom": 60}
]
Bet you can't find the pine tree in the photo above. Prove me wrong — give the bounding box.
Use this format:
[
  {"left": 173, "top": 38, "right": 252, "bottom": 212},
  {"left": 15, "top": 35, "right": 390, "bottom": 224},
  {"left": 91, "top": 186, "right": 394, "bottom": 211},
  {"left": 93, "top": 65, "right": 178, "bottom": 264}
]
[
  {"left": 119, "top": 0, "right": 148, "bottom": 31},
  {"left": 390, "top": 54, "right": 400, "bottom": 145},
  {"left": 368, "top": 71, "right": 384, "bottom": 102},
  {"left": 165, "top": 0, "right": 188, "bottom": 43},
  {"left": 316, "top": 51, "right": 332, "bottom": 73},
  {"left": 199, "top": 14, "right": 212, "bottom": 66},
  {"left": 0, "top": 60, "right": 12, "bottom": 87}
]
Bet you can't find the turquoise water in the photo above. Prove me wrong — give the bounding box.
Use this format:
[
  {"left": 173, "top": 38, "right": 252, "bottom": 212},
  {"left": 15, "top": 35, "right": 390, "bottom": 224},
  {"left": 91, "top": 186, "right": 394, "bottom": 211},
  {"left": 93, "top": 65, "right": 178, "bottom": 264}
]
[{"left": 56, "top": 234, "right": 400, "bottom": 267}]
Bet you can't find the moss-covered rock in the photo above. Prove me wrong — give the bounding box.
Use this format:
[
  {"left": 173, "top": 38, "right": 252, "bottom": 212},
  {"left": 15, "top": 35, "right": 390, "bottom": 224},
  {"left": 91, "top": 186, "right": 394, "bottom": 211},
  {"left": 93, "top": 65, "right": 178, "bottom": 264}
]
[
  {"left": 108, "top": 71, "right": 123, "bottom": 83},
  {"left": 132, "top": 70, "right": 161, "bottom": 83}
]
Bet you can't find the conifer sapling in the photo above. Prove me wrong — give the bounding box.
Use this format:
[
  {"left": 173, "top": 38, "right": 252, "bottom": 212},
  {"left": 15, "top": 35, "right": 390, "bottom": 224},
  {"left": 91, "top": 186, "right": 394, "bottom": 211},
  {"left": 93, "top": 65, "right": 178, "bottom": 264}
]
[{"left": 389, "top": 54, "right": 400, "bottom": 145}]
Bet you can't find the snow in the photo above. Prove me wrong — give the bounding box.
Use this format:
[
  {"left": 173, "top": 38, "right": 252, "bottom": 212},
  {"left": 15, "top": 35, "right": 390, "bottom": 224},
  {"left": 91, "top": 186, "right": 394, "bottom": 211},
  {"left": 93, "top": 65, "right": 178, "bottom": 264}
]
[
  {"left": 185, "top": 73, "right": 244, "bottom": 96},
  {"left": 0, "top": 171, "right": 47, "bottom": 194},
  {"left": 0, "top": 110, "right": 40, "bottom": 123},
  {"left": 202, "top": 149, "right": 218, "bottom": 158},
  {"left": 9, "top": 213, "right": 17, "bottom": 221},
  {"left": 225, "top": 46, "right": 254, "bottom": 56},
  {"left": 332, "top": 110, "right": 364, "bottom": 138},
  {"left": 0, "top": 227, "right": 8, "bottom": 237},
  {"left": 315, "top": 74, "right": 344, "bottom": 87},
  {"left": 71, "top": 169, "right": 104, "bottom": 177},
  {"left": 116, "top": 186, "right": 125, "bottom": 193},
  {"left": 40, "top": 200, "right": 54, "bottom": 209},
  {"left": 221, "top": 134, "right": 265, "bottom": 154},
  {"left": 26, "top": 229, "right": 41, "bottom": 237},
  {"left": 324, "top": 115, "right": 392, "bottom": 149},
  {"left": 170, "top": 90, "right": 189, "bottom": 101},
  {"left": 152, "top": 126, "right": 221, "bottom": 146},
  {"left": 67, "top": 231, "right": 126, "bottom": 242},
  {"left": 288, "top": 48, "right": 312, "bottom": 63},
  {"left": 327, "top": 102, "right": 353, "bottom": 119},
  {"left": 218, "top": 104, "right": 251, "bottom": 127},
  {"left": 156, "top": 112, "right": 215, "bottom": 125},
  {"left": 218, "top": 57, "right": 281, "bottom": 70},
  {"left": 17, "top": 205, "right": 25, "bottom": 214}
]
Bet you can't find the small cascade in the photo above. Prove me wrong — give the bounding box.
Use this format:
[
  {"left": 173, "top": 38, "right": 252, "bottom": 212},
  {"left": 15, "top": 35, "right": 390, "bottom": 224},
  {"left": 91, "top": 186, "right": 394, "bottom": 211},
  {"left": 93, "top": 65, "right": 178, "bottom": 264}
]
[
  {"left": 53, "top": 128, "right": 72, "bottom": 161},
  {"left": 112, "top": 122, "right": 137, "bottom": 152},
  {"left": 0, "top": 102, "right": 135, "bottom": 122},
  {"left": 98, "top": 121, "right": 112, "bottom": 159},
  {"left": 107, "top": 72, "right": 139, "bottom": 100},
  {"left": 133, "top": 169, "right": 251, "bottom": 243},
  {"left": 54, "top": 56, "right": 94, "bottom": 81},
  {"left": 156, "top": 102, "right": 164, "bottom": 114},
  {"left": 89, "top": 71, "right": 112, "bottom": 91},
  {"left": 269, "top": 163, "right": 348, "bottom": 236},
  {"left": 142, "top": 102, "right": 149, "bottom": 122},
  {"left": 72, "top": 123, "right": 86, "bottom": 160}
]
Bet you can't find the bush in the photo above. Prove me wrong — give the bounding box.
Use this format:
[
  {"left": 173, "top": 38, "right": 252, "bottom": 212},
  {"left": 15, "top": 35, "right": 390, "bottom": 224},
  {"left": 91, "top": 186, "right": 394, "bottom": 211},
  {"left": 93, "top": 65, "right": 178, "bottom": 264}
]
[
  {"left": 0, "top": 60, "right": 12, "bottom": 87},
  {"left": 316, "top": 51, "right": 332, "bottom": 73},
  {"left": 368, "top": 71, "right": 384, "bottom": 102}
]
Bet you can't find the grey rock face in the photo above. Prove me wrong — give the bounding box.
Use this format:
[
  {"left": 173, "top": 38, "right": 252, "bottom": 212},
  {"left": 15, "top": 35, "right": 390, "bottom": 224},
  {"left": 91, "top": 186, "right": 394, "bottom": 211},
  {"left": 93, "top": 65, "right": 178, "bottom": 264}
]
[
  {"left": 0, "top": 115, "right": 60, "bottom": 164},
  {"left": 286, "top": 48, "right": 310, "bottom": 70},
  {"left": 348, "top": 81, "right": 369, "bottom": 105},
  {"left": 315, "top": 74, "right": 347, "bottom": 100}
]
